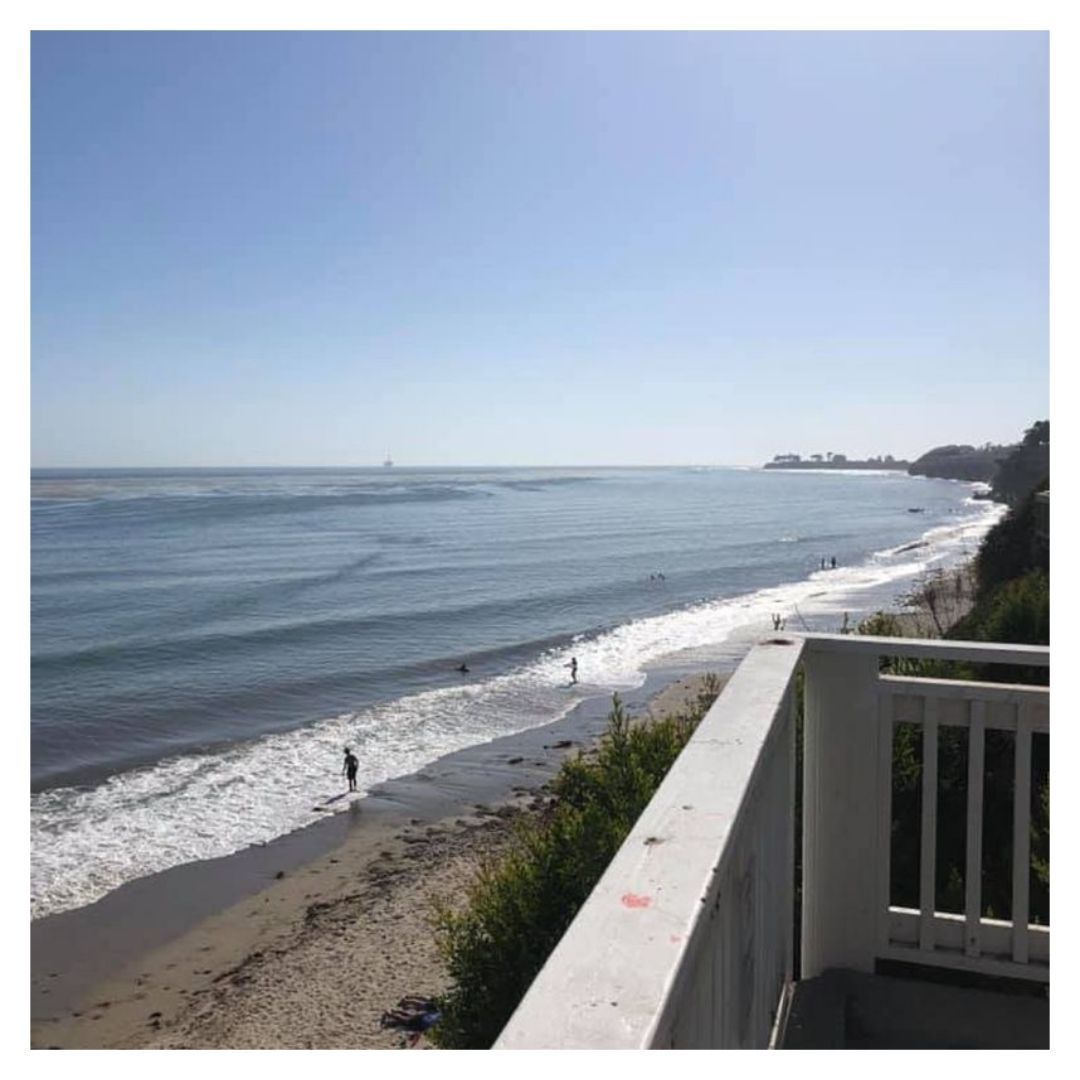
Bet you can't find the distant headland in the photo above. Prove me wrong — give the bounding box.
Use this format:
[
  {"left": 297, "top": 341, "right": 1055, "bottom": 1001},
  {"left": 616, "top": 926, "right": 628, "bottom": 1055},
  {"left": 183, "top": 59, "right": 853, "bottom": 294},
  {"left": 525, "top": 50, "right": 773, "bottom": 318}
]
[
  {"left": 763, "top": 452, "right": 909, "bottom": 471},
  {"left": 761, "top": 421, "right": 1048, "bottom": 506}
]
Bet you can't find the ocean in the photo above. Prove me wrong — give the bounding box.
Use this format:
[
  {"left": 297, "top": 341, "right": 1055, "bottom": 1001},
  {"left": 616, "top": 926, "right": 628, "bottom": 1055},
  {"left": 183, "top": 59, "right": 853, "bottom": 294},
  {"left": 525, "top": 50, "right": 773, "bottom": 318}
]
[{"left": 31, "top": 465, "right": 1002, "bottom": 919}]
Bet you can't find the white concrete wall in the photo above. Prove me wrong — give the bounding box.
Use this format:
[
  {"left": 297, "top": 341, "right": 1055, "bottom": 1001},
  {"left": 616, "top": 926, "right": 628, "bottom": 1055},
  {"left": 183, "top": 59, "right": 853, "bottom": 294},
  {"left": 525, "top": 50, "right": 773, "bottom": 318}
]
[{"left": 495, "top": 638, "right": 803, "bottom": 1049}]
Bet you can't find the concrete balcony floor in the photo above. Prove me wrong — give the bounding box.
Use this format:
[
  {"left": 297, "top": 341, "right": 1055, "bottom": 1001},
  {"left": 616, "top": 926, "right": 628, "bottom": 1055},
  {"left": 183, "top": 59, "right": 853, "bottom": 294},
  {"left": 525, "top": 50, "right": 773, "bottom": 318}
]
[{"left": 780, "top": 969, "right": 1049, "bottom": 1049}]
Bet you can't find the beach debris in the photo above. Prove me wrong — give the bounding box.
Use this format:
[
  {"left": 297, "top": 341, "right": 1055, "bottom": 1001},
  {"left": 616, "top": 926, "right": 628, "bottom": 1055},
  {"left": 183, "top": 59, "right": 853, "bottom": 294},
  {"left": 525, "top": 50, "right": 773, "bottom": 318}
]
[
  {"left": 380, "top": 994, "right": 442, "bottom": 1047},
  {"left": 274, "top": 870, "right": 285, "bottom": 879}
]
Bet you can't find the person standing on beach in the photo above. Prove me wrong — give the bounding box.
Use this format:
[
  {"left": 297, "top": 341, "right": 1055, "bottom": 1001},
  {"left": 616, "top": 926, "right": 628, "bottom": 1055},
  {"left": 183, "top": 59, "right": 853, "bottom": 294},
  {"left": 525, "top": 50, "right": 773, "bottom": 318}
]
[
  {"left": 566, "top": 657, "right": 578, "bottom": 685},
  {"left": 343, "top": 746, "right": 359, "bottom": 792}
]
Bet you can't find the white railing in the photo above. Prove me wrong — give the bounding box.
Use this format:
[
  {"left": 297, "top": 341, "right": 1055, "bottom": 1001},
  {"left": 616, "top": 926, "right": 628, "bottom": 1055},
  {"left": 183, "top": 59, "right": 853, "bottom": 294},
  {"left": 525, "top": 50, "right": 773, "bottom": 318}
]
[
  {"left": 879, "top": 673, "right": 1049, "bottom": 978},
  {"left": 496, "top": 634, "right": 1050, "bottom": 1049},
  {"left": 801, "top": 635, "right": 1049, "bottom": 986}
]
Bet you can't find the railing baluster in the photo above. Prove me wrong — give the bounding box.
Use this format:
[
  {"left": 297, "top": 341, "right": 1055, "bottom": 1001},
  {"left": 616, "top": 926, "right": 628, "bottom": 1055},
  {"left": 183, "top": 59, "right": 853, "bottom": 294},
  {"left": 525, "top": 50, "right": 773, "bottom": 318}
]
[
  {"left": 1012, "top": 705, "right": 1033, "bottom": 963},
  {"left": 920, "top": 697, "right": 939, "bottom": 951},
  {"left": 877, "top": 691, "right": 894, "bottom": 950},
  {"left": 965, "top": 700, "right": 986, "bottom": 958},
  {"left": 784, "top": 683, "right": 796, "bottom": 988}
]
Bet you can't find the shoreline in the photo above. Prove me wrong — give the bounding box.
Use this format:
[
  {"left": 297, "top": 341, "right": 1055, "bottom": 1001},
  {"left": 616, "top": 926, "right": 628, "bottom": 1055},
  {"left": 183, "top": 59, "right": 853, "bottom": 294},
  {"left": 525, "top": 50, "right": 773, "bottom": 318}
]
[
  {"left": 32, "top": 492, "right": 999, "bottom": 924},
  {"left": 30, "top": 666, "right": 730, "bottom": 1049}
]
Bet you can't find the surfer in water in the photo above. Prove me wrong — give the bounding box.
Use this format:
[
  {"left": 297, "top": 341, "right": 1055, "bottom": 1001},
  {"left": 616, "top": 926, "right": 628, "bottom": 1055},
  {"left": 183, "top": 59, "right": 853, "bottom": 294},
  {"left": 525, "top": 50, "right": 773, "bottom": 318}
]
[
  {"left": 566, "top": 657, "right": 578, "bottom": 685},
  {"left": 456, "top": 662, "right": 469, "bottom": 673},
  {"left": 343, "top": 746, "right": 359, "bottom": 792}
]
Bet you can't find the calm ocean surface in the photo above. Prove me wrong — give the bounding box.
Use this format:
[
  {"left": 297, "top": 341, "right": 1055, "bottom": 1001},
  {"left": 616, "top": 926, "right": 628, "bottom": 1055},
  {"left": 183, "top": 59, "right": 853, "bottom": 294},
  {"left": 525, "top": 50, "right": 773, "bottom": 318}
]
[{"left": 31, "top": 466, "right": 1000, "bottom": 917}]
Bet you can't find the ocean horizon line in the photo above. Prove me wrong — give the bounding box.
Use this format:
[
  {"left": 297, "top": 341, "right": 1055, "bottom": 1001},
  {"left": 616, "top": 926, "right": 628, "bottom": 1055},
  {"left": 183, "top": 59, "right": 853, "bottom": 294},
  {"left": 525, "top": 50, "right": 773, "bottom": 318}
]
[{"left": 31, "top": 461, "right": 760, "bottom": 473}]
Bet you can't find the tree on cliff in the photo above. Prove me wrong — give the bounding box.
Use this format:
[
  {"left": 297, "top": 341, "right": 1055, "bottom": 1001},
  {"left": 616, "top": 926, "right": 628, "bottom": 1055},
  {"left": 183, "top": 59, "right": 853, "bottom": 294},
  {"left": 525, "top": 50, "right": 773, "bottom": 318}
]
[{"left": 990, "top": 420, "right": 1049, "bottom": 505}]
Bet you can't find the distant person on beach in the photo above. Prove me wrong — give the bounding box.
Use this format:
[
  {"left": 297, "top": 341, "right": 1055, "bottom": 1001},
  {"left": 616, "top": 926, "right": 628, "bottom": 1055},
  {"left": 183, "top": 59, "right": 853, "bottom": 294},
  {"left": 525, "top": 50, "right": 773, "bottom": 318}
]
[
  {"left": 772, "top": 613, "right": 782, "bottom": 631},
  {"left": 342, "top": 747, "right": 359, "bottom": 792},
  {"left": 566, "top": 657, "right": 578, "bottom": 684},
  {"left": 830, "top": 556, "right": 837, "bottom": 569},
  {"left": 820, "top": 557, "right": 826, "bottom": 570}
]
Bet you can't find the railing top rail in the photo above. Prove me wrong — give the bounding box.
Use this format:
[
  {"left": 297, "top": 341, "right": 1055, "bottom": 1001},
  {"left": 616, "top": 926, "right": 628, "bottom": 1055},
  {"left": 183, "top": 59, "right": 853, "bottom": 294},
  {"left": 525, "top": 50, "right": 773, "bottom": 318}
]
[
  {"left": 880, "top": 673, "right": 1050, "bottom": 706},
  {"left": 494, "top": 637, "right": 805, "bottom": 1050},
  {"left": 800, "top": 633, "right": 1049, "bottom": 668}
]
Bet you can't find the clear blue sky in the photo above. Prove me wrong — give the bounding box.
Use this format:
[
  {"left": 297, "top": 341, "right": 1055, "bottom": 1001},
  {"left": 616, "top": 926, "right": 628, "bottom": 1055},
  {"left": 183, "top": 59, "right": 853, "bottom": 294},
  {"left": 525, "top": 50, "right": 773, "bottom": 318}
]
[{"left": 31, "top": 31, "right": 1048, "bottom": 467}]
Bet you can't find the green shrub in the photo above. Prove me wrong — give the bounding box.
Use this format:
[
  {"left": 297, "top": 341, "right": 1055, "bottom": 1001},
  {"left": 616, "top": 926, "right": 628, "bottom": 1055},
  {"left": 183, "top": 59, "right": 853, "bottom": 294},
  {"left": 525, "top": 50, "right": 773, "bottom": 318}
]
[
  {"left": 431, "top": 679, "right": 721, "bottom": 1048},
  {"left": 976, "top": 489, "right": 1049, "bottom": 594},
  {"left": 951, "top": 569, "right": 1049, "bottom": 647}
]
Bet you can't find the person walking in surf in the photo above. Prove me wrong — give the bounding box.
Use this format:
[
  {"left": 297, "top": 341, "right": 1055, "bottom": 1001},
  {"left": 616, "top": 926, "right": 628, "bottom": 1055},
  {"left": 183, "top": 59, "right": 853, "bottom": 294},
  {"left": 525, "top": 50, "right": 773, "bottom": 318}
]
[
  {"left": 566, "top": 657, "right": 578, "bottom": 685},
  {"left": 343, "top": 746, "right": 359, "bottom": 792}
]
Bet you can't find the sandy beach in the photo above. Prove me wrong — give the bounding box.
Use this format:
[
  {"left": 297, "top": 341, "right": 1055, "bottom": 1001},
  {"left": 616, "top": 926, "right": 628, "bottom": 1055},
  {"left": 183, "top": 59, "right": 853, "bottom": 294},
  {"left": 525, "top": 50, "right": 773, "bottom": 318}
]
[{"left": 31, "top": 671, "right": 726, "bottom": 1050}]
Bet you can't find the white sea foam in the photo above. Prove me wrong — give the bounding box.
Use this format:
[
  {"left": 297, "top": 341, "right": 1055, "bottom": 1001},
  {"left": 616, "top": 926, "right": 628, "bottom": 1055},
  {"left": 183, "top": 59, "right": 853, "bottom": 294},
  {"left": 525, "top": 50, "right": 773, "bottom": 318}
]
[{"left": 30, "top": 500, "right": 1003, "bottom": 920}]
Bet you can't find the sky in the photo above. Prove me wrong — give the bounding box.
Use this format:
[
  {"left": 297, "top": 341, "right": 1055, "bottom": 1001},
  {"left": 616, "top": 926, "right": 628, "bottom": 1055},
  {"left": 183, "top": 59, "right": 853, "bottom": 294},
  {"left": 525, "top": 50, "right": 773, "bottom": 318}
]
[{"left": 31, "top": 30, "right": 1049, "bottom": 468}]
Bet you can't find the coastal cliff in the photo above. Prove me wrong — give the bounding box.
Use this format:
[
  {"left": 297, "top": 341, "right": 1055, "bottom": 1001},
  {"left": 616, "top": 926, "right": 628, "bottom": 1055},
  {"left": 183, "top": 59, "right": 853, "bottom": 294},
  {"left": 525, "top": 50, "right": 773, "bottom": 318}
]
[
  {"left": 907, "top": 422, "right": 1048, "bottom": 505},
  {"left": 907, "top": 444, "right": 1002, "bottom": 482}
]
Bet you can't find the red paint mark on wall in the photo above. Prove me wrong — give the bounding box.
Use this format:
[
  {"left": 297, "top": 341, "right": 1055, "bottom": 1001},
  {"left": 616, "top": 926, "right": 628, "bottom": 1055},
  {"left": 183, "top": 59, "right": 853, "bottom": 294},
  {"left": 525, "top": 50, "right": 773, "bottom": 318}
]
[{"left": 621, "top": 893, "right": 652, "bottom": 909}]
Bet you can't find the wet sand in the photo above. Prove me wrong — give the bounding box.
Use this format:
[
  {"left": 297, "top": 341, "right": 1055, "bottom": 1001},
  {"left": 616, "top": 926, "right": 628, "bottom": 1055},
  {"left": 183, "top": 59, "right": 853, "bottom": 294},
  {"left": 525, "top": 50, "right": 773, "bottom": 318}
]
[{"left": 31, "top": 668, "right": 728, "bottom": 1049}]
